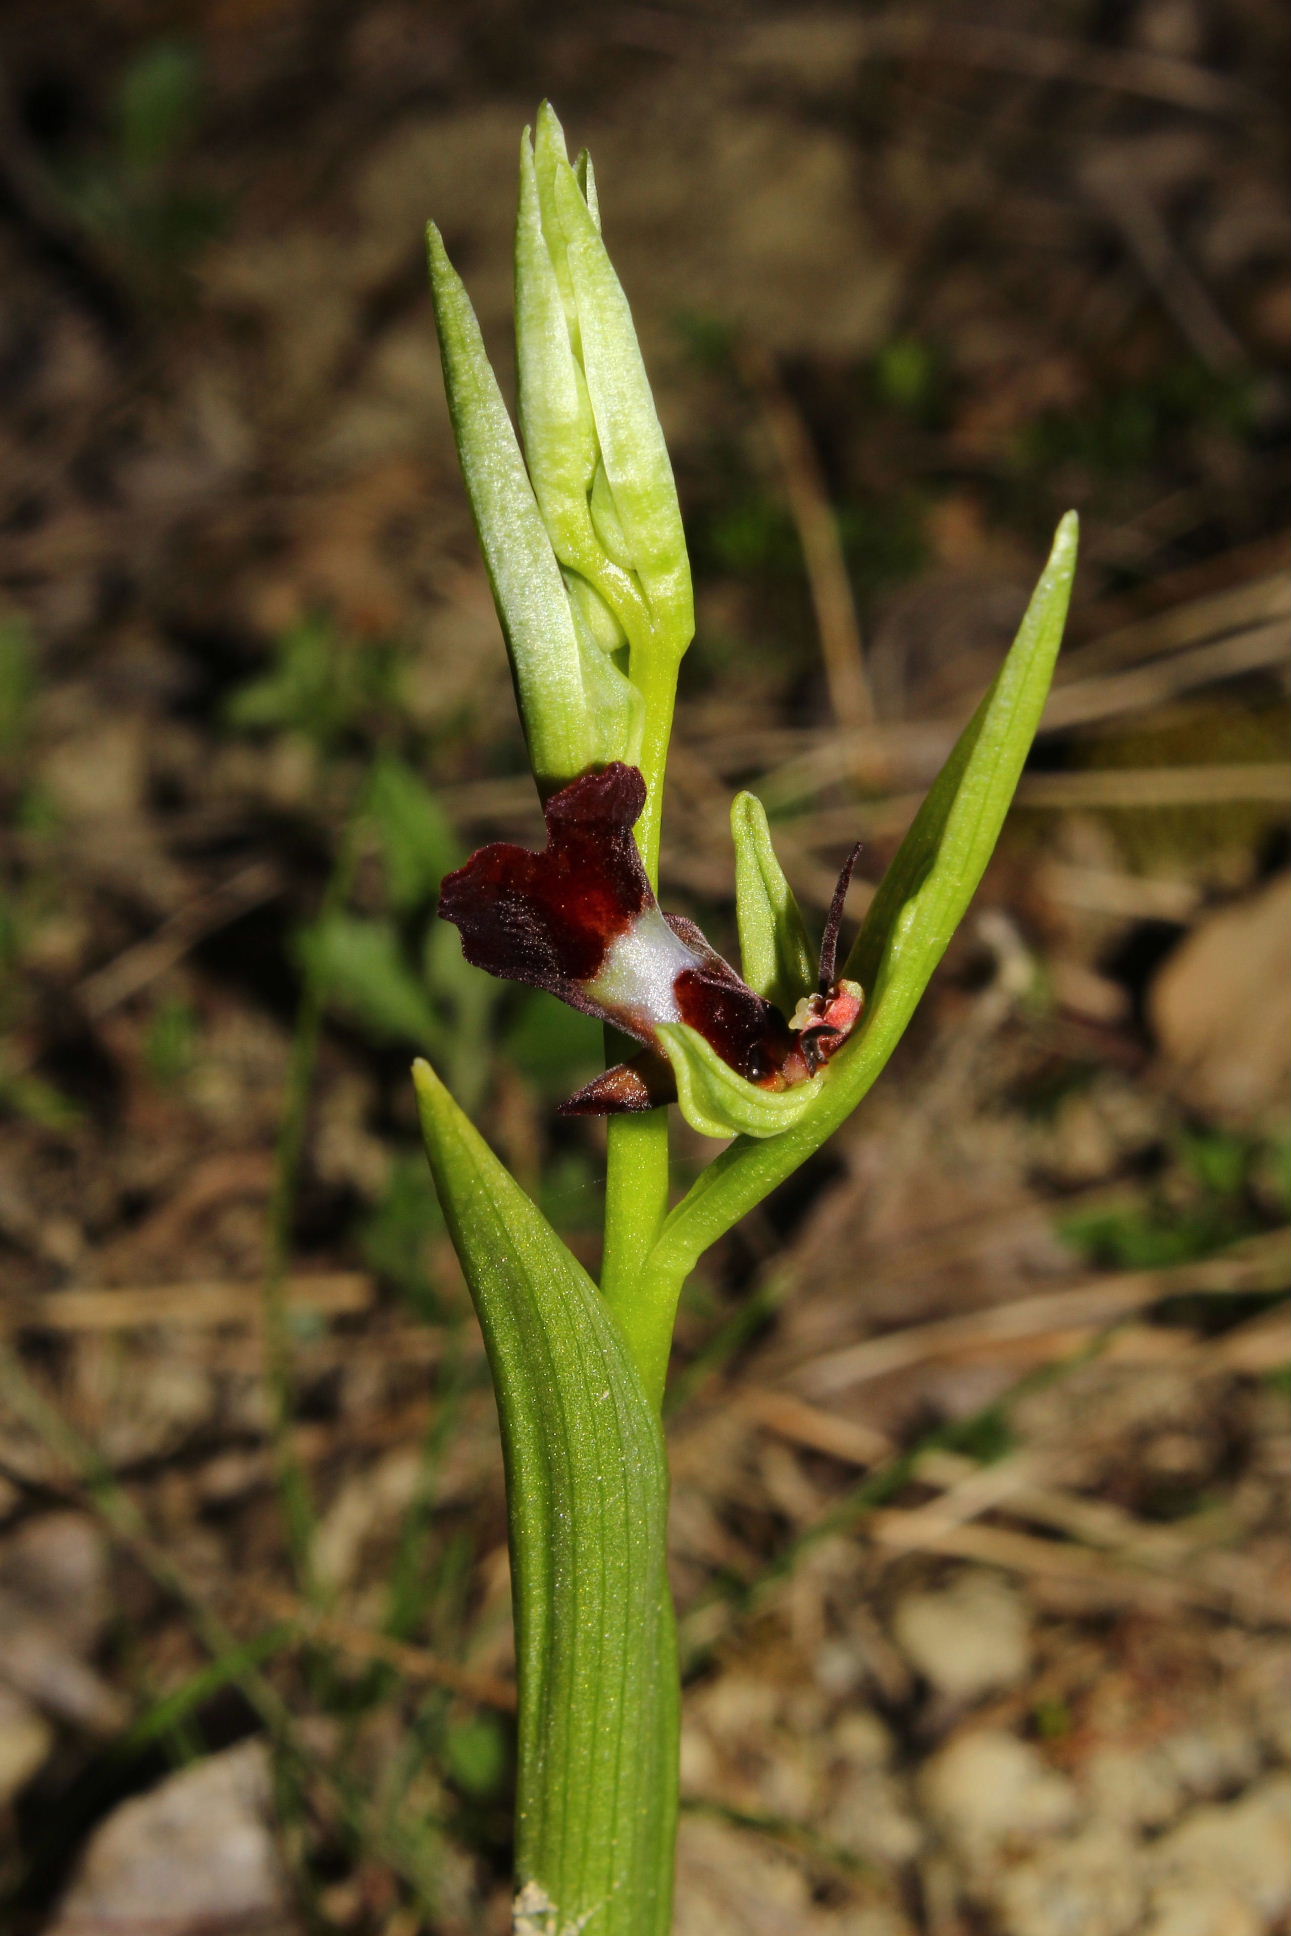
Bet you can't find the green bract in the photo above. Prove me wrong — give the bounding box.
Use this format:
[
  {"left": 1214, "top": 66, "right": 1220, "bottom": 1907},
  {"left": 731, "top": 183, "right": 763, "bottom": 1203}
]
[{"left": 658, "top": 1022, "right": 822, "bottom": 1140}]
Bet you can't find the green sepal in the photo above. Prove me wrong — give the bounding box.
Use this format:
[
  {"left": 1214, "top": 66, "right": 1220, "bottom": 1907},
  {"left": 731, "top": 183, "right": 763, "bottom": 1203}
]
[
  {"left": 731, "top": 791, "right": 817, "bottom": 1013},
  {"left": 426, "top": 223, "right": 638, "bottom": 791},
  {"left": 646, "top": 513, "right": 1080, "bottom": 1280},
  {"left": 413, "top": 1060, "right": 677, "bottom": 1933},
  {"left": 655, "top": 1022, "right": 821, "bottom": 1141}
]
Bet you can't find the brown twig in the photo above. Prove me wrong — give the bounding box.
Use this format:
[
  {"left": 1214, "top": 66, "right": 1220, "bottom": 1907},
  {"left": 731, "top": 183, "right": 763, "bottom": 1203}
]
[
  {"left": 253, "top": 1585, "right": 516, "bottom": 1712},
  {"left": 8, "top": 1272, "right": 374, "bottom": 1335},
  {"left": 787, "top": 1227, "right": 1290, "bottom": 1398},
  {"left": 738, "top": 341, "right": 879, "bottom": 743}
]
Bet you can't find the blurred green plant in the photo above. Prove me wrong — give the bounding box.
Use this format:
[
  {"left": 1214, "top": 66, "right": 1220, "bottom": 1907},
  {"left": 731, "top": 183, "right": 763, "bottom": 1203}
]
[
  {"left": 356, "top": 1154, "right": 444, "bottom": 1315},
  {"left": 226, "top": 615, "right": 408, "bottom": 753},
  {"left": 54, "top": 39, "right": 227, "bottom": 280},
  {"left": 869, "top": 335, "right": 951, "bottom": 427},
  {"left": 0, "top": 617, "right": 36, "bottom": 758},
  {"left": 144, "top": 994, "right": 200, "bottom": 1089},
  {"left": 1063, "top": 1124, "right": 1288, "bottom": 1271},
  {"left": 1017, "top": 360, "right": 1256, "bottom": 482}
]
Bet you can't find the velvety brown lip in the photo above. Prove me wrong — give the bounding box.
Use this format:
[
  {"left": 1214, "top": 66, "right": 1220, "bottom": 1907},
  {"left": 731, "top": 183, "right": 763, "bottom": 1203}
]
[
  {"left": 438, "top": 762, "right": 864, "bottom": 1114},
  {"left": 438, "top": 763, "right": 652, "bottom": 1008}
]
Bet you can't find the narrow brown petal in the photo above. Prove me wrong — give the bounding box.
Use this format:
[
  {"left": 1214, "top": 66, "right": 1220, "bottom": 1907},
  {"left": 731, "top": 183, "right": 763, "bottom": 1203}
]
[
  {"left": 558, "top": 1052, "right": 678, "bottom": 1116},
  {"left": 818, "top": 840, "right": 864, "bottom": 992}
]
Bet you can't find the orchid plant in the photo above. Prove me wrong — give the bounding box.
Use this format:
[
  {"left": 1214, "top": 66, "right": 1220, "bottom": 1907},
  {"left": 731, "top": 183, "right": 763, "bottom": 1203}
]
[{"left": 419, "top": 104, "right": 1077, "bottom": 1935}]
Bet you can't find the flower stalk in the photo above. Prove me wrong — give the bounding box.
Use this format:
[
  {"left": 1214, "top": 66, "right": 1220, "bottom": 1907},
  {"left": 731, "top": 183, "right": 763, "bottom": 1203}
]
[{"left": 421, "top": 104, "right": 1078, "bottom": 1932}]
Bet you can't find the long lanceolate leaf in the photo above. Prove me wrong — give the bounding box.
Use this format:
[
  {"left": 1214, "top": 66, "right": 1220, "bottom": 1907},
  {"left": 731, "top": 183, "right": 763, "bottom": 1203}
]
[
  {"left": 630, "top": 513, "right": 1080, "bottom": 1403},
  {"left": 413, "top": 1061, "right": 677, "bottom": 1935}
]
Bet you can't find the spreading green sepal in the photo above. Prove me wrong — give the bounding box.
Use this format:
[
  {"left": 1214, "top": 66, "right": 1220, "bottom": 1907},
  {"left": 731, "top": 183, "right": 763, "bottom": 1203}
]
[
  {"left": 657, "top": 1022, "right": 822, "bottom": 1141},
  {"left": 731, "top": 792, "right": 817, "bottom": 1014},
  {"left": 414, "top": 1059, "right": 678, "bottom": 1933},
  {"left": 642, "top": 513, "right": 1080, "bottom": 1299},
  {"left": 426, "top": 224, "right": 640, "bottom": 792}
]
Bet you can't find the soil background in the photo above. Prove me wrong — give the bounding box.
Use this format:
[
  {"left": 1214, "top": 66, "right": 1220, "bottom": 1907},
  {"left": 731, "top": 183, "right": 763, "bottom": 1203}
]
[{"left": 0, "top": 2, "right": 1288, "bottom": 1932}]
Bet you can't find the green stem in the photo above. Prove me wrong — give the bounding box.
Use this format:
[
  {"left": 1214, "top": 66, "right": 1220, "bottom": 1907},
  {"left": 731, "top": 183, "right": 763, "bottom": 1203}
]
[
  {"left": 598, "top": 655, "right": 679, "bottom": 1401},
  {"left": 601, "top": 1107, "right": 671, "bottom": 1399}
]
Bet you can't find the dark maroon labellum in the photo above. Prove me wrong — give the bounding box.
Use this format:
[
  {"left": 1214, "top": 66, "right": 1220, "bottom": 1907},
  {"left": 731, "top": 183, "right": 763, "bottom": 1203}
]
[{"left": 438, "top": 764, "right": 864, "bottom": 1114}]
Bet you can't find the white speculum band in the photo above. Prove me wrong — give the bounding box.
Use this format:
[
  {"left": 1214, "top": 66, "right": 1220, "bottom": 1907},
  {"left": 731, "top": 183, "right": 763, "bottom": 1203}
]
[{"left": 584, "top": 907, "right": 702, "bottom": 1033}]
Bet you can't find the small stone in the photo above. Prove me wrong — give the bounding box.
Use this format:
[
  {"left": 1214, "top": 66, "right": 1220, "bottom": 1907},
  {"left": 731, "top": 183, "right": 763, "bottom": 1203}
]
[
  {"left": 1150, "top": 872, "right": 1291, "bottom": 1121},
  {"left": 1159, "top": 1721, "right": 1262, "bottom": 1801},
  {"left": 45, "top": 1740, "right": 297, "bottom": 1936},
  {"left": 994, "top": 1822, "right": 1144, "bottom": 1936},
  {"left": 821, "top": 1763, "right": 923, "bottom": 1866},
  {"left": 1152, "top": 1776, "right": 1291, "bottom": 1921},
  {"left": 0, "top": 1684, "right": 53, "bottom": 1807},
  {"left": 892, "top": 1571, "right": 1031, "bottom": 1704},
  {"left": 1083, "top": 1744, "right": 1185, "bottom": 1830},
  {"left": 1142, "top": 1880, "right": 1261, "bottom": 1936},
  {"left": 920, "top": 1730, "right": 1079, "bottom": 1852}
]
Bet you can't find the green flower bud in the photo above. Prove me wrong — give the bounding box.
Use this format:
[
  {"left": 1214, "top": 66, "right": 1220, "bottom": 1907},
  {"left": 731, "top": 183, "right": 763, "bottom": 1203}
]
[
  {"left": 521, "top": 103, "right": 694, "bottom": 670},
  {"left": 426, "top": 223, "right": 641, "bottom": 793}
]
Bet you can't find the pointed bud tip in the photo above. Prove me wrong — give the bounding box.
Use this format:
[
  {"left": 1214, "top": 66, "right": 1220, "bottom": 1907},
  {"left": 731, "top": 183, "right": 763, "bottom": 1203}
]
[
  {"left": 412, "top": 1056, "right": 441, "bottom": 1099},
  {"left": 535, "top": 99, "right": 567, "bottom": 151},
  {"left": 1052, "top": 509, "right": 1080, "bottom": 560},
  {"left": 425, "top": 222, "right": 451, "bottom": 272}
]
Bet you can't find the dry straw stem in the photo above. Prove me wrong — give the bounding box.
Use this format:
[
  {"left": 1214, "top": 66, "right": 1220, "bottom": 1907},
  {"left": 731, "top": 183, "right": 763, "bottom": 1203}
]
[
  {"left": 731, "top": 13, "right": 1253, "bottom": 114},
  {"left": 737, "top": 340, "right": 877, "bottom": 741},
  {"left": 786, "top": 1225, "right": 1290, "bottom": 1397},
  {"left": 254, "top": 1584, "right": 517, "bottom": 1711},
  {"left": 8, "top": 1272, "right": 374, "bottom": 1334},
  {"left": 738, "top": 562, "right": 1289, "bottom": 813},
  {"left": 77, "top": 860, "right": 281, "bottom": 1017}
]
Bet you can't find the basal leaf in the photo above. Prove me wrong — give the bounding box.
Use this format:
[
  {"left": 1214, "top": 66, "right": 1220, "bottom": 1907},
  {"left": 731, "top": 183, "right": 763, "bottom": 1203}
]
[{"left": 413, "top": 1061, "right": 677, "bottom": 1934}]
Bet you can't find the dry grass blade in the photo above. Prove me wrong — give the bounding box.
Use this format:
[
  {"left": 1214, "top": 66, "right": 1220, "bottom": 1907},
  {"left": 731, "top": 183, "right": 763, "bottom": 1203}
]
[
  {"left": 1040, "top": 620, "right": 1290, "bottom": 733},
  {"left": 78, "top": 863, "right": 282, "bottom": 1018},
  {"left": 788, "top": 1228, "right": 1289, "bottom": 1397},
  {"left": 738, "top": 341, "right": 877, "bottom": 739},
  {"left": 1079, "top": 155, "right": 1248, "bottom": 374},
  {"left": 1064, "top": 567, "right": 1289, "bottom": 679},
  {"left": 740, "top": 1396, "right": 1285, "bottom": 1622},
  {"left": 1015, "top": 764, "right": 1289, "bottom": 809},
  {"left": 253, "top": 1585, "right": 517, "bottom": 1711},
  {"left": 9, "top": 1273, "right": 374, "bottom": 1333},
  {"left": 864, "top": 1514, "right": 1281, "bottom": 1620}
]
